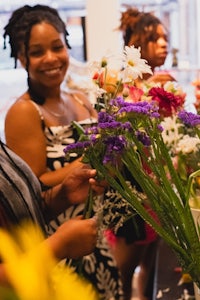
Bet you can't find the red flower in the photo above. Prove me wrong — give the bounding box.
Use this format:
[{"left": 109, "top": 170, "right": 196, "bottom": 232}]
[{"left": 148, "top": 87, "right": 185, "bottom": 117}]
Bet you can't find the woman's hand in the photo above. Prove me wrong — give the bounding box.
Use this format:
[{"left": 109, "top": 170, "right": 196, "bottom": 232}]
[
  {"left": 47, "top": 216, "right": 98, "bottom": 260},
  {"left": 146, "top": 72, "right": 176, "bottom": 86},
  {"left": 61, "top": 162, "right": 105, "bottom": 205},
  {"left": 43, "top": 159, "right": 106, "bottom": 216}
]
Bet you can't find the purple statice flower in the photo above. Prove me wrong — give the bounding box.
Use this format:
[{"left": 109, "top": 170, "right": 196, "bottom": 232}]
[
  {"left": 157, "top": 124, "right": 164, "bottom": 132},
  {"left": 136, "top": 130, "right": 151, "bottom": 146},
  {"left": 98, "top": 111, "right": 115, "bottom": 123},
  {"left": 103, "top": 135, "right": 127, "bottom": 165},
  {"left": 99, "top": 121, "right": 122, "bottom": 130},
  {"left": 84, "top": 125, "right": 99, "bottom": 135},
  {"left": 109, "top": 96, "right": 127, "bottom": 108},
  {"left": 98, "top": 120, "right": 132, "bottom": 133},
  {"left": 118, "top": 101, "right": 157, "bottom": 116},
  {"left": 178, "top": 110, "right": 200, "bottom": 127},
  {"left": 151, "top": 111, "right": 160, "bottom": 119},
  {"left": 122, "top": 122, "right": 132, "bottom": 131},
  {"left": 63, "top": 141, "right": 92, "bottom": 154}
]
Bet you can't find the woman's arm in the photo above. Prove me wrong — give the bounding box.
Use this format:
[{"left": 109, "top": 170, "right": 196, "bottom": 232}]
[
  {"left": 5, "top": 95, "right": 98, "bottom": 187},
  {"left": 5, "top": 98, "right": 47, "bottom": 177}
]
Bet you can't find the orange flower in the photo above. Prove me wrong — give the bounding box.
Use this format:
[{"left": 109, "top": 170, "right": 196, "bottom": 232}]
[{"left": 93, "top": 70, "right": 123, "bottom": 94}]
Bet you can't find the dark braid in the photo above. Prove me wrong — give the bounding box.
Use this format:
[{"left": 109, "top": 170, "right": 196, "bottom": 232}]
[
  {"left": 119, "top": 7, "right": 163, "bottom": 47},
  {"left": 3, "top": 5, "right": 71, "bottom": 104}
]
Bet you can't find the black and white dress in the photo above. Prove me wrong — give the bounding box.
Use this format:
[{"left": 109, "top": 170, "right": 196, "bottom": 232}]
[{"left": 33, "top": 99, "right": 124, "bottom": 300}]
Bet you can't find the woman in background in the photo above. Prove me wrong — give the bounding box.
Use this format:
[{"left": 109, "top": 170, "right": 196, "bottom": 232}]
[{"left": 119, "top": 7, "right": 175, "bottom": 85}]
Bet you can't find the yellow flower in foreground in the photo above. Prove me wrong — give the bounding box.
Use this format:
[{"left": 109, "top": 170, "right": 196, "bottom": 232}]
[
  {"left": 52, "top": 263, "right": 98, "bottom": 300},
  {"left": 0, "top": 222, "right": 98, "bottom": 300}
]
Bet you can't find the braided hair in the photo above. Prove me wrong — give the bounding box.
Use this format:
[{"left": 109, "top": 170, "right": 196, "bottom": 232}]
[
  {"left": 119, "top": 7, "right": 164, "bottom": 48},
  {"left": 3, "top": 5, "right": 71, "bottom": 104}
]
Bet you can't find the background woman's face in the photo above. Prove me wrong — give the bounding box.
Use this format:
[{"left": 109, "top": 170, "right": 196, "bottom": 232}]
[{"left": 142, "top": 24, "right": 168, "bottom": 70}]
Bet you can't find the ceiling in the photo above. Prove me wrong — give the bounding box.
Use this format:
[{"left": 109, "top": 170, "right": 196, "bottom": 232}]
[{"left": 0, "top": 0, "right": 178, "bottom": 13}]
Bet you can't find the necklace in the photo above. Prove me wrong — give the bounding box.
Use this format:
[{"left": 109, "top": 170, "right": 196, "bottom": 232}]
[{"left": 44, "top": 98, "right": 66, "bottom": 118}]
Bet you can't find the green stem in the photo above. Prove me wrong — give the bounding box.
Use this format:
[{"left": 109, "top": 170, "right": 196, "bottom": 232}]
[
  {"left": 70, "top": 188, "right": 94, "bottom": 275},
  {"left": 83, "top": 187, "right": 94, "bottom": 219}
]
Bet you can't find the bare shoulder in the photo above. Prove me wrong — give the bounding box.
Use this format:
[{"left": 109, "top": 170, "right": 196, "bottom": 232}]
[{"left": 6, "top": 94, "right": 39, "bottom": 120}]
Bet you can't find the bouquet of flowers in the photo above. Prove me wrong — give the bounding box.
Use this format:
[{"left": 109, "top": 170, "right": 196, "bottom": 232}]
[
  {"left": 88, "top": 45, "right": 185, "bottom": 116},
  {"left": 64, "top": 46, "right": 200, "bottom": 287}
]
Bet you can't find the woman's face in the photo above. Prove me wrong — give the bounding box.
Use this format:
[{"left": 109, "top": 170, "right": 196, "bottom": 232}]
[
  {"left": 141, "top": 24, "right": 168, "bottom": 71},
  {"left": 23, "top": 22, "right": 69, "bottom": 88}
]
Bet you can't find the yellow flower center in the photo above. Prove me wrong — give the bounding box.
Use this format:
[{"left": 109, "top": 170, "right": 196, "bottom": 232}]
[{"left": 128, "top": 60, "right": 135, "bottom": 67}]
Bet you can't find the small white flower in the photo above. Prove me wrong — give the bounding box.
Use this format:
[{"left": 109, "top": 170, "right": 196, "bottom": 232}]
[
  {"left": 161, "top": 116, "right": 183, "bottom": 146},
  {"left": 121, "top": 46, "right": 152, "bottom": 82},
  {"left": 176, "top": 135, "right": 200, "bottom": 154}
]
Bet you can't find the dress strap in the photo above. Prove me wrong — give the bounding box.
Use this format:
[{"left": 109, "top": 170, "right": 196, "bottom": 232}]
[
  {"left": 29, "top": 100, "right": 45, "bottom": 129},
  {"left": 70, "top": 93, "right": 93, "bottom": 117}
]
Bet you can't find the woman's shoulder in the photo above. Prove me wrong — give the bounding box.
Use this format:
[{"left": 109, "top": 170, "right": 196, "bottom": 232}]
[{"left": 6, "top": 93, "right": 40, "bottom": 118}]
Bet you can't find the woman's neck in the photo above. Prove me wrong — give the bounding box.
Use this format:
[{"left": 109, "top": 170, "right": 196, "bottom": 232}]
[{"left": 28, "top": 81, "right": 61, "bottom": 104}]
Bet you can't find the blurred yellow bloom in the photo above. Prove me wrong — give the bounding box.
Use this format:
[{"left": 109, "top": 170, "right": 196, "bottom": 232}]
[{"left": 0, "top": 222, "right": 98, "bottom": 300}]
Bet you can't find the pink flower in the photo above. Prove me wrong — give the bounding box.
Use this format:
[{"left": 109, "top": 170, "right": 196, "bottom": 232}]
[
  {"left": 104, "top": 229, "right": 117, "bottom": 247},
  {"left": 126, "top": 85, "right": 144, "bottom": 102}
]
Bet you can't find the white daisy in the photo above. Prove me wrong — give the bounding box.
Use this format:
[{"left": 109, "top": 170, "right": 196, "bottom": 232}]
[{"left": 121, "top": 45, "right": 152, "bottom": 82}]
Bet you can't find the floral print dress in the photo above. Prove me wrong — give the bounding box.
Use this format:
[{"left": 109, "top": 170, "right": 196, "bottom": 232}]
[{"left": 32, "top": 100, "right": 124, "bottom": 300}]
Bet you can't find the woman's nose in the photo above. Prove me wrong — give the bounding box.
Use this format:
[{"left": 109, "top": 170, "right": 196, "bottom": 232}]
[
  {"left": 44, "top": 50, "right": 57, "bottom": 61},
  {"left": 157, "top": 37, "right": 168, "bottom": 47}
]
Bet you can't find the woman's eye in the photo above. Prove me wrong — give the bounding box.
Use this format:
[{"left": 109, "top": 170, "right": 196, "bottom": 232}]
[
  {"left": 53, "top": 45, "right": 64, "bottom": 51},
  {"left": 29, "top": 49, "right": 43, "bottom": 57}
]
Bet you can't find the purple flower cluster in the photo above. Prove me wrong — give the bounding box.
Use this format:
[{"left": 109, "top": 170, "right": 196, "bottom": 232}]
[
  {"left": 63, "top": 140, "right": 92, "bottom": 154},
  {"left": 98, "top": 111, "right": 115, "bottom": 123},
  {"left": 109, "top": 96, "right": 127, "bottom": 108},
  {"left": 178, "top": 110, "right": 200, "bottom": 127},
  {"left": 116, "top": 101, "right": 159, "bottom": 118},
  {"left": 94, "top": 111, "right": 132, "bottom": 132},
  {"left": 63, "top": 96, "right": 164, "bottom": 167},
  {"left": 103, "top": 135, "right": 127, "bottom": 164},
  {"left": 136, "top": 131, "right": 151, "bottom": 146}
]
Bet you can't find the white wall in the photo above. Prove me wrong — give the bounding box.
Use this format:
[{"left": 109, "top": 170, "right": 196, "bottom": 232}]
[{"left": 85, "top": 0, "right": 122, "bottom": 61}]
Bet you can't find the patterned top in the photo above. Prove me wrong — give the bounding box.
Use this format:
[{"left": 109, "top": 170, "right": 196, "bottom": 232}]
[
  {"left": 44, "top": 118, "right": 97, "bottom": 171},
  {"left": 31, "top": 97, "right": 97, "bottom": 231},
  {"left": 31, "top": 96, "right": 97, "bottom": 171}
]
